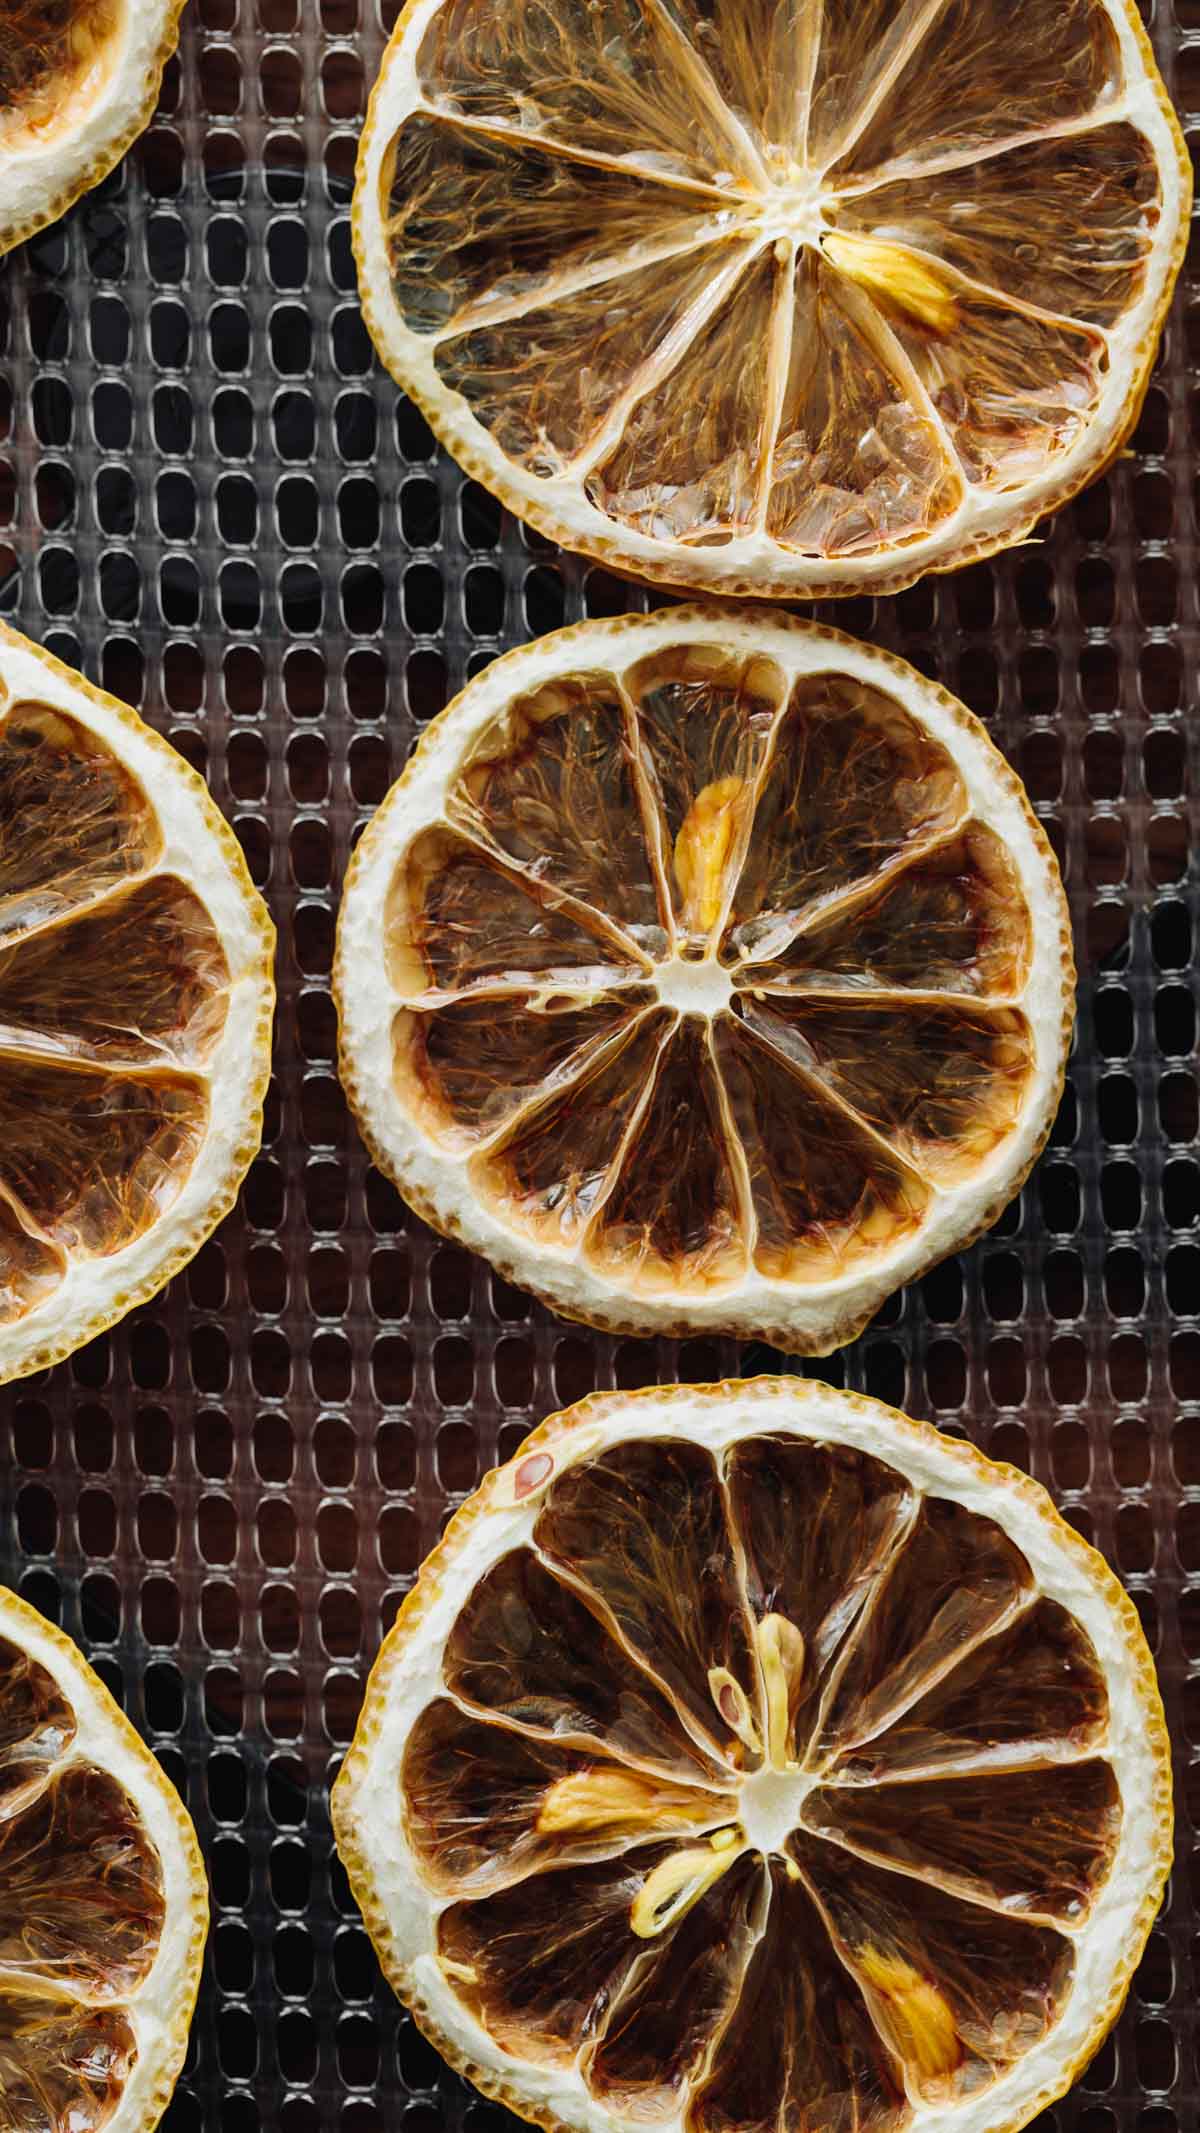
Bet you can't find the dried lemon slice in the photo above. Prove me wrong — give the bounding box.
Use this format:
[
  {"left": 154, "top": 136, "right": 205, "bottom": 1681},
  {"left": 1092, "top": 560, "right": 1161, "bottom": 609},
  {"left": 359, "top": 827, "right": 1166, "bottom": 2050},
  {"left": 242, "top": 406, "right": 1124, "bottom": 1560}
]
[
  {"left": 0, "top": 623, "right": 274, "bottom": 1383},
  {"left": 0, "top": 1581, "right": 207, "bottom": 2133},
  {"left": 353, "top": 0, "right": 1189, "bottom": 597},
  {"left": 0, "top": 0, "right": 184, "bottom": 256},
  {"left": 335, "top": 1378, "right": 1171, "bottom": 2133},
  {"left": 335, "top": 607, "right": 1071, "bottom": 1351}
]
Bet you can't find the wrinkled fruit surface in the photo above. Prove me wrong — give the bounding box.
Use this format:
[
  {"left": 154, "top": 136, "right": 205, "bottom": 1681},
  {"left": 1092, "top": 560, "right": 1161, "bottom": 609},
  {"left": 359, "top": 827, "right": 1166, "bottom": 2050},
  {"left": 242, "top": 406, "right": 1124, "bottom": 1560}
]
[
  {"left": 365, "top": 0, "right": 1183, "bottom": 577},
  {"left": 403, "top": 1431, "right": 1123, "bottom": 2128},
  {"left": 388, "top": 641, "right": 1040, "bottom": 1298},
  {"left": 0, "top": 688, "right": 231, "bottom": 1328},
  {"left": 0, "top": 1634, "right": 166, "bottom": 2133}
]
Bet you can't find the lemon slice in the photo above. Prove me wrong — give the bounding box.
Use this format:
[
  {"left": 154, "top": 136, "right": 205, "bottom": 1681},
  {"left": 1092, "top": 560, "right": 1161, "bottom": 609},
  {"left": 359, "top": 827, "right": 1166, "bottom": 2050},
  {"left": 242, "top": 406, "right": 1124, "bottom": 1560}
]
[
  {"left": 0, "top": 1581, "right": 207, "bottom": 2133},
  {"left": 334, "top": 1377, "right": 1171, "bottom": 2133},
  {"left": 0, "top": 623, "right": 274, "bottom": 1383},
  {"left": 335, "top": 607, "right": 1072, "bottom": 1351},
  {"left": 0, "top": 0, "right": 184, "bottom": 256},
  {"left": 353, "top": 0, "right": 1189, "bottom": 596}
]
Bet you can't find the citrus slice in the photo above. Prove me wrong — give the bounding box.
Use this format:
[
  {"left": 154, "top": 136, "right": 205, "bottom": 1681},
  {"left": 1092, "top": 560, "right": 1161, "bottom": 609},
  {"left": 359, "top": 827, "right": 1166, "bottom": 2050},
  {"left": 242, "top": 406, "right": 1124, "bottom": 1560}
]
[
  {"left": 335, "top": 607, "right": 1072, "bottom": 1351},
  {"left": 0, "top": 0, "right": 184, "bottom": 256},
  {"left": 0, "top": 622, "right": 274, "bottom": 1382},
  {"left": 333, "top": 1377, "right": 1171, "bottom": 2133},
  {"left": 353, "top": 0, "right": 1189, "bottom": 597},
  {"left": 0, "top": 1580, "right": 207, "bottom": 2133}
]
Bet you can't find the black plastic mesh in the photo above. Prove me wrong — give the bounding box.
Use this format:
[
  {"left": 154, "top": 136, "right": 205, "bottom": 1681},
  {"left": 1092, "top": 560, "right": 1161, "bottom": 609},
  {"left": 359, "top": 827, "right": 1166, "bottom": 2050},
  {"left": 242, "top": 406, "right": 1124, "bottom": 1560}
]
[{"left": 0, "top": 1, "right": 1197, "bottom": 2128}]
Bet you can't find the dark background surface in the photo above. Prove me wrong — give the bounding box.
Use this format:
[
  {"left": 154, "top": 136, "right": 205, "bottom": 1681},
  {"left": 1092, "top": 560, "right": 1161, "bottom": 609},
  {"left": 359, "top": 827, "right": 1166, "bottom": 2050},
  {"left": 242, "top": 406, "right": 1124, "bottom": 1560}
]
[{"left": 0, "top": 1, "right": 1197, "bottom": 2129}]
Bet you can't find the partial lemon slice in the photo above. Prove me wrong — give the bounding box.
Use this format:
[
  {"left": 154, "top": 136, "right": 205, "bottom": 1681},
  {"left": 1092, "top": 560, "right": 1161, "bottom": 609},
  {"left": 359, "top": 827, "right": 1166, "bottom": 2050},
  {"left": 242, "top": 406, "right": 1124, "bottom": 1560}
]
[
  {"left": 353, "top": 0, "right": 1189, "bottom": 597},
  {"left": 335, "top": 607, "right": 1071, "bottom": 1351},
  {"left": 334, "top": 1377, "right": 1171, "bottom": 2133},
  {"left": 0, "top": 0, "right": 184, "bottom": 256},
  {"left": 0, "top": 623, "right": 274, "bottom": 1383},
  {"left": 0, "top": 1581, "right": 207, "bottom": 2133}
]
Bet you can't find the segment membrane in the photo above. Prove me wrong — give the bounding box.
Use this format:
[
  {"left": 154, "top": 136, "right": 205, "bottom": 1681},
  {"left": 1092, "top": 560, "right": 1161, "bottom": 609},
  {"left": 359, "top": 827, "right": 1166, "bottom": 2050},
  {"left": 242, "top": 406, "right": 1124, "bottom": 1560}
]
[
  {"left": 742, "top": 824, "right": 1033, "bottom": 997},
  {"left": 0, "top": 1635, "right": 75, "bottom": 1820},
  {"left": 470, "top": 1011, "right": 668, "bottom": 1250},
  {"left": 835, "top": 124, "right": 1163, "bottom": 332},
  {"left": 814, "top": 1497, "right": 1034, "bottom": 1762},
  {"left": 437, "top": 1849, "right": 669, "bottom": 2066},
  {"left": 0, "top": 1193, "right": 66, "bottom": 1326},
  {"left": 589, "top": 248, "right": 779, "bottom": 544},
  {"left": 661, "top": 0, "right": 820, "bottom": 167},
  {"left": 393, "top": 990, "right": 643, "bottom": 1150},
  {"left": 381, "top": 113, "right": 730, "bottom": 338},
  {"left": 715, "top": 1015, "right": 930, "bottom": 1283},
  {"left": 0, "top": 1766, "right": 164, "bottom": 1998},
  {"left": 727, "top": 671, "right": 966, "bottom": 956},
  {"left": 446, "top": 671, "right": 667, "bottom": 952},
  {"left": 804, "top": 1759, "right": 1121, "bottom": 1922},
  {"left": 724, "top": 1437, "right": 914, "bottom": 1765},
  {"left": 0, "top": 1990, "right": 135, "bottom": 2133},
  {"left": 884, "top": 287, "right": 1107, "bottom": 492},
  {"left": 586, "top": 1851, "right": 764, "bottom": 2117},
  {"left": 623, "top": 643, "right": 785, "bottom": 943},
  {"left": 766, "top": 253, "right": 962, "bottom": 556},
  {"left": 435, "top": 243, "right": 748, "bottom": 479},
  {"left": 585, "top": 1019, "right": 748, "bottom": 1294},
  {"left": 415, "top": 0, "right": 759, "bottom": 188},
  {"left": 806, "top": 0, "right": 956, "bottom": 170},
  {"left": 0, "top": 876, "right": 230, "bottom": 1069},
  {"left": 384, "top": 828, "right": 636, "bottom": 997},
  {"left": 0, "top": 1058, "right": 208, "bottom": 1258},
  {"left": 691, "top": 1859, "right": 908, "bottom": 2133},
  {"left": 0, "top": 0, "right": 118, "bottom": 136},
  {"left": 442, "top": 1547, "right": 727, "bottom": 1783},
  {"left": 793, "top": 1835, "right": 1075, "bottom": 2104},
  {"left": 735, "top": 996, "right": 1034, "bottom": 1186},
  {"left": 534, "top": 1438, "right": 760, "bottom": 1765},
  {"left": 402, "top": 1699, "right": 725, "bottom": 1895},
  {"left": 0, "top": 704, "right": 159, "bottom": 946},
  {"left": 837, "top": 1595, "right": 1110, "bottom": 1781},
  {"left": 830, "top": 0, "right": 1124, "bottom": 186}
]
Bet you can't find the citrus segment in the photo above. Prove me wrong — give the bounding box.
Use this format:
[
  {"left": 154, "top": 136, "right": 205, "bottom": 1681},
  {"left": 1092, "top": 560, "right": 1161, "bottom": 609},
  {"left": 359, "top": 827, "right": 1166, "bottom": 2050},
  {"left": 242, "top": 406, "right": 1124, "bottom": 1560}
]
[
  {"left": 443, "top": 1550, "right": 725, "bottom": 1781},
  {"left": 826, "top": 0, "right": 1123, "bottom": 184},
  {"left": 0, "top": 1990, "right": 135, "bottom": 2133},
  {"left": 356, "top": 0, "right": 1187, "bottom": 594},
  {"left": 691, "top": 1859, "right": 907, "bottom": 2133},
  {"left": 338, "top": 611, "right": 1071, "bottom": 1348},
  {"left": 335, "top": 1379, "right": 1172, "bottom": 2133},
  {"left": 812, "top": 1496, "right": 1033, "bottom": 1761},
  {"left": 0, "top": 1585, "right": 206, "bottom": 2133},
  {"left": 803, "top": 1760, "right": 1121, "bottom": 1921},
  {"left": 0, "top": 877, "right": 229, "bottom": 1067},
  {"left": 0, "top": 0, "right": 185, "bottom": 256},
  {"left": 0, "top": 626, "right": 273, "bottom": 1381},
  {"left": 0, "top": 704, "right": 159, "bottom": 945},
  {"left": 795, "top": 1836, "right": 1074, "bottom": 2103},
  {"left": 0, "top": 1637, "right": 76, "bottom": 1817},
  {"left": 837, "top": 1597, "right": 1111, "bottom": 1781},
  {"left": 746, "top": 823, "right": 1032, "bottom": 997}
]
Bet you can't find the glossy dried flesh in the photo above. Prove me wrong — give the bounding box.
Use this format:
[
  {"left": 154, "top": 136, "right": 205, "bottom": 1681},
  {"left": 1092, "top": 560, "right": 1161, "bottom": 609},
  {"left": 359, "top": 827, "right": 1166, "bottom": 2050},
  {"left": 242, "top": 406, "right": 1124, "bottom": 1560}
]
[
  {"left": 388, "top": 649, "right": 1037, "bottom": 1295},
  {"left": 0, "top": 1634, "right": 166, "bottom": 2133},
  {"left": 377, "top": 0, "right": 1159, "bottom": 561},
  {"left": 0, "top": 0, "right": 119, "bottom": 137},
  {"left": 403, "top": 1435, "right": 1117, "bottom": 2128},
  {"left": 0, "top": 696, "right": 231, "bottom": 1327}
]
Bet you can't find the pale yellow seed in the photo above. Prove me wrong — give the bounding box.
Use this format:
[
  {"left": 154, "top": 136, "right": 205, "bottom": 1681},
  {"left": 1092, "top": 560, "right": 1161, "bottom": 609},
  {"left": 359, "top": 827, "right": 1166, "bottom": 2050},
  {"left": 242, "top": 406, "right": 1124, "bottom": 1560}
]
[
  {"left": 855, "top": 1948, "right": 961, "bottom": 2081},
  {"left": 441, "top": 1957, "right": 478, "bottom": 1984},
  {"left": 673, "top": 776, "right": 744, "bottom": 935},
  {"left": 823, "top": 233, "right": 958, "bottom": 335},
  {"left": 708, "top": 1665, "right": 763, "bottom": 1758},
  {"left": 755, "top": 1613, "right": 806, "bottom": 1771},
  {"left": 630, "top": 1838, "right": 743, "bottom": 1939},
  {"left": 536, "top": 1765, "right": 720, "bottom": 1837}
]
